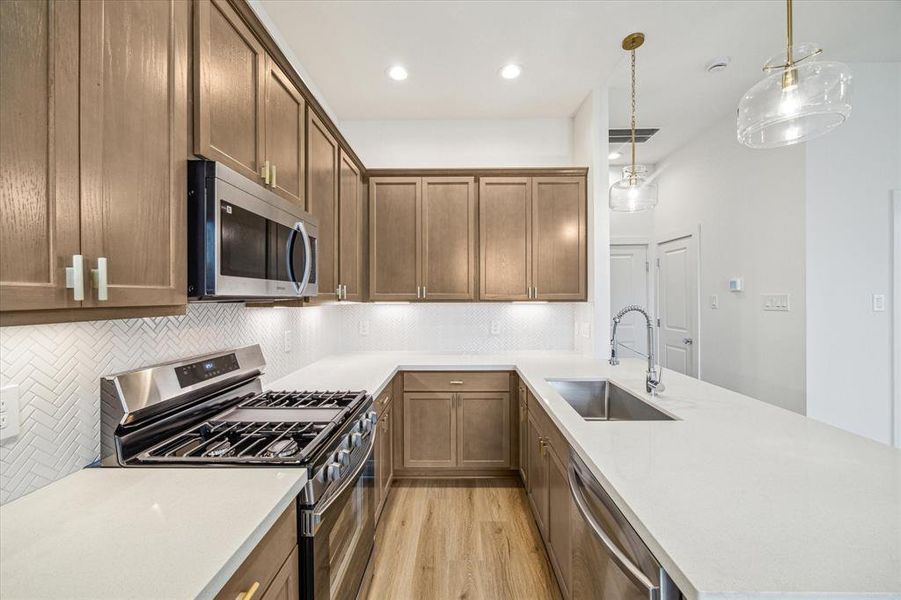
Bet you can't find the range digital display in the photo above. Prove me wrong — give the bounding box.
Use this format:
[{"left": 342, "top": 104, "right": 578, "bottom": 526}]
[{"left": 175, "top": 353, "right": 239, "bottom": 388}]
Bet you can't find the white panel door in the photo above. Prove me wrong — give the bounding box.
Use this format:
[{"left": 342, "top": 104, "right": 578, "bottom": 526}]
[
  {"left": 657, "top": 235, "right": 698, "bottom": 377},
  {"left": 610, "top": 244, "right": 649, "bottom": 358}
]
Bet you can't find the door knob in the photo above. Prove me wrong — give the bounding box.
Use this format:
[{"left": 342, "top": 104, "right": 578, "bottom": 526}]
[{"left": 682, "top": 337, "right": 693, "bottom": 345}]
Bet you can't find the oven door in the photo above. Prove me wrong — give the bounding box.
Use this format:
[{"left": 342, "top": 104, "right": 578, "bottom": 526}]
[
  {"left": 213, "top": 177, "right": 318, "bottom": 299},
  {"left": 302, "top": 433, "right": 375, "bottom": 600}
]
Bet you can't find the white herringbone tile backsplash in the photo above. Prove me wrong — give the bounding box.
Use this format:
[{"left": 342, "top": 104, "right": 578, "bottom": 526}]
[{"left": 0, "top": 301, "right": 576, "bottom": 504}]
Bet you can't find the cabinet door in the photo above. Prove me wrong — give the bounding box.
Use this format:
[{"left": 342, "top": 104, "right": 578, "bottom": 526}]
[
  {"left": 369, "top": 178, "right": 421, "bottom": 301},
  {"left": 0, "top": 0, "right": 80, "bottom": 312},
  {"left": 79, "top": 0, "right": 188, "bottom": 308},
  {"left": 307, "top": 110, "right": 339, "bottom": 299},
  {"left": 264, "top": 58, "right": 305, "bottom": 206},
  {"left": 381, "top": 405, "right": 393, "bottom": 505},
  {"left": 421, "top": 177, "right": 476, "bottom": 300},
  {"left": 194, "top": 0, "right": 265, "bottom": 183},
  {"left": 457, "top": 392, "right": 510, "bottom": 468},
  {"left": 527, "top": 413, "right": 549, "bottom": 536},
  {"left": 532, "top": 176, "right": 586, "bottom": 300},
  {"left": 374, "top": 411, "right": 384, "bottom": 516},
  {"left": 338, "top": 150, "right": 363, "bottom": 300},
  {"left": 479, "top": 177, "right": 532, "bottom": 300},
  {"left": 402, "top": 391, "right": 455, "bottom": 468},
  {"left": 548, "top": 448, "right": 573, "bottom": 598},
  {"left": 260, "top": 546, "right": 299, "bottom": 600},
  {"left": 518, "top": 384, "right": 529, "bottom": 485}
]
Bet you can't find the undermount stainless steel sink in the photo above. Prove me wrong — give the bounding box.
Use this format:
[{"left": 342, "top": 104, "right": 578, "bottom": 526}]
[{"left": 546, "top": 379, "right": 675, "bottom": 421}]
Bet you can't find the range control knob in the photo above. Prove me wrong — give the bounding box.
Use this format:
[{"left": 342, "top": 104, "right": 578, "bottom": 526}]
[
  {"left": 366, "top": 410, "right": 378, "bottom": 424},
  {"left": 349, "top": 432, "right": 363, "bottom": 447},
  {"left": 360, "top": 418, "right": 373, "bottom": 433},
  {"left": 336, "top": 449, "right": 352, "bottom": 465},
  {"left": 326, "top": 462, "right": 342, "bottom": 481}
]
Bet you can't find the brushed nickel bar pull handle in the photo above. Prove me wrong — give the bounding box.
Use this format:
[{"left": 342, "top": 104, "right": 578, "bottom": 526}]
[
  {"left": 65, "top": 254, "right": 85, "bottom": 301},
  {"left": 91, "top": 257, "right": 108, "bottom": 301},
  {"left": 449, "top": 380, "right": 464, "bottom": 385},
  {"left": 270, "top": 163, "right": 277, "bottom": 188},
  {"left": 260, "top": 161, "right": 270, "bottom": 185}
]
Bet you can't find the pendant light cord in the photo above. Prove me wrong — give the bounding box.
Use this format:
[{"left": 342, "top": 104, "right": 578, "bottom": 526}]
[
  {"left": 630, "top": 48, "right": 636, "bottom": 184},
  {"left": 786, "top": 0, "right": 793, "bottom": 66}
]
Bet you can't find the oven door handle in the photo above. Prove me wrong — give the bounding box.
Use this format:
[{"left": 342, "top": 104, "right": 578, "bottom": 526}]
[
  {"left": 286, "top": 221, "right": 312, "bottom": 296},
  {"left": 304, "top": 432, "right": 375, "bottom": 536}
]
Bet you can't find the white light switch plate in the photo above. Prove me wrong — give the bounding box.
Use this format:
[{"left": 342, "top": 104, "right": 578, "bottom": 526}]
[
  {"left": 762, "top": 293, "right": 791, "bottom": 311},
  {"left": 710, "top": 294, "right": 719, "bottom": 309},
  {"left": 283, "top": 330, "right": 292, "bottom": 353},
  {"left": 0, "top": 384, "right": 20, "bottom": 442}
]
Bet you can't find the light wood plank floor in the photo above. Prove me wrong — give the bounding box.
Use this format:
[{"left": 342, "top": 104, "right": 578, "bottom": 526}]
[{"left": 365, "top": 479, "right": 562, "bottom": 600}]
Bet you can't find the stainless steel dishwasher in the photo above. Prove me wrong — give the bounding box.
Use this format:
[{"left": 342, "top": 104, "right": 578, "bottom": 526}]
[{"left": 568, "top": 451, "right": 682, "bottom": 599}]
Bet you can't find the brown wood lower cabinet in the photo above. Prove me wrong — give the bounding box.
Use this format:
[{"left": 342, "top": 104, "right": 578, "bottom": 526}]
[
  {"left": 525, "top": 390, "right": 575, "bottom": 598},
  {"left": 398, "top": 371, "right": 515, "bottom": 473},
  {"left": 215, "top": 503, "right": 297, "bottom": 600},
  {"left": 518, "top": 382, "right": 529, "bottom": 485}
]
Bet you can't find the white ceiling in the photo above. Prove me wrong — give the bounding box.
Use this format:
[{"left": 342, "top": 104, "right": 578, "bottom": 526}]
[{"left": 257, "top": 0, "right": 901, "bottom": 165}]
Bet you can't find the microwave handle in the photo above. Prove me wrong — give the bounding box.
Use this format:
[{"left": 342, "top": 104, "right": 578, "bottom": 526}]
[{"left": 287, "top": 221, "right": 313, "bottom": 296}]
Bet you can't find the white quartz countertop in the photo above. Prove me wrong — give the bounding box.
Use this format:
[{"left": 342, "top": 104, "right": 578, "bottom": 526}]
[
  {"left": 0, "top": 467, "right": 307, "bottom": 600},
  {"left": 272, "top": 352, "right": 901, "bottom": 600}
]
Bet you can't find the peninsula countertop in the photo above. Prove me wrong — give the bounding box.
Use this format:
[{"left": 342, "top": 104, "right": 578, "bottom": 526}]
[{"left": 271, "top": 351, "right": 901, "bottom": 600}]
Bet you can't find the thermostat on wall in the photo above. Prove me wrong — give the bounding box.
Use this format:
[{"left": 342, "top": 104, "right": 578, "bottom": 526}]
[{"left": 729, "top": 278, "right": 743, "bottom": 292}]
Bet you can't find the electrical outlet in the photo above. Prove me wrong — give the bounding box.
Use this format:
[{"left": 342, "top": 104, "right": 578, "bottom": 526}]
[
  {"left": 283, "top": 330, "right": 292, "bottom": 353},
  {"left": 0, "top": 384, "right": 20, "bottom": 442},
  {"left": 579, "top": 322, "right": 591, "bottom": 339},
  {"left": 762, "top": 293, "right": 791, "bottom": 311},
  {"left": 873, "top": 294, "right": 886, "bottom": 312},
  {"left": 359, "top": 320, "right": 370, "bottom": 336},
  {"left": 490, "top": 320, "right": 501, "bottom": 336}
]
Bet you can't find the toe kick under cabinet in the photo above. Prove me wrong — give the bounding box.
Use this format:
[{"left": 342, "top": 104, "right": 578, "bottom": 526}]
[{"left": 398, "top": 371, "right": 518, "bottom": 475}]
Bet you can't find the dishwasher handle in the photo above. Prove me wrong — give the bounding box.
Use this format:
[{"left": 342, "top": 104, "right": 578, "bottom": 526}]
[{"left": 568, "top": 461, "right": 660, "bottom": 599}]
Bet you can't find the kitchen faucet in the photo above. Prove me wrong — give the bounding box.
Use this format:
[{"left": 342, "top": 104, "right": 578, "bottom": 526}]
[{"left": 609, "top": 305, "right": 665, "bottom": 395}]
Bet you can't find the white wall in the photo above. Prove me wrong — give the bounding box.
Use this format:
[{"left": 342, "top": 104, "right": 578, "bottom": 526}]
[
  {"left": 806, "top": 62, "right": 901, "bottom": 445},
  {"left": 572, "top": 88, "right": 610, "bottom": 356},
  {"left": 340, "top": 118, "right": 573, "bottom": 168},
  {"left": 614, "top": 115, "right": 808, "bottom": 414}
]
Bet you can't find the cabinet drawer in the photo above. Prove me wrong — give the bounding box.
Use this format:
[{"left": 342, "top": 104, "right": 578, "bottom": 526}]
[
  {"left": 214, "top": 503, "right": 297, "bottom": 600},
  {"left": 404, "top": 371, "right": 509, "bottom": 392},
  {"left": 528, "top": 391, "right": 569, "bottom": 460}
]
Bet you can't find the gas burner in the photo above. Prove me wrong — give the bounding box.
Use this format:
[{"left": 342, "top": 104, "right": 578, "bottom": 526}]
[
  {"left": 241, "top": 390, "right": 366, "bottom": 409},
  {"left": 263, "top": 438, "right": 299, "bottom": 458}
]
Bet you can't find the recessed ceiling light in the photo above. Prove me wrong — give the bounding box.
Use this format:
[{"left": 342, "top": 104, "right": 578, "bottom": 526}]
[
  {"left": 387, "top": 65, "right": 408, "bottom": 81},
  {"left": 499, "top": 63, "right": 522, "bottom": 80},
  {"left": 608, "top": 151, "right": 622, "bottom": 160}
]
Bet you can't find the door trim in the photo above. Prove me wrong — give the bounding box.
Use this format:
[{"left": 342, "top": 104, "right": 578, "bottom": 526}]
[
  {"left": 893, "top": 190, "right": 900, "bottom": 449},
  {"left": 655, "top": 226, "right": 702, "bottom": 378}
]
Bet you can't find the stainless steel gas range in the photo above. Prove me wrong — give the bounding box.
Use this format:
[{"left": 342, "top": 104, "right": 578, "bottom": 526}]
[{"left": 100, "top": 345, "right": 375, "bottom": 600}]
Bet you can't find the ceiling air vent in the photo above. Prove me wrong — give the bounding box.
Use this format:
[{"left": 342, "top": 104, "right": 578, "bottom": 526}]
[{"left": 609, "top": 128, "right": 659, "bottom": 144}]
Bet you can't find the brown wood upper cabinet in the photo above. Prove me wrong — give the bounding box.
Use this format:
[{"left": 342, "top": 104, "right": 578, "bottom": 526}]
[
  {"left": 1, "top": 0, "right": 188, "bottom": 321},
  {"left": 480, "top": 175, "right": 586, "bottom": 301},
  {"left": 194, "top": 0, "right": 265, "bottom": 183},
  {"left": 1, "top": 0, "right": 80, "bottom": 313},
  {"left": 369, "top": 176, "right": 476, "bottom": 301},
  {"left": 307, "top": 110, "right": 340, "bottom": 300},
  {"left": 338, "top": 150, "right": 364, "bottom": 301},
  {"left": 195, "top": 0, "right": 305, "bottom": 207}
]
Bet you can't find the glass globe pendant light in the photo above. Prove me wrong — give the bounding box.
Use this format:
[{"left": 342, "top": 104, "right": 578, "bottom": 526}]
[
  {"left": 737, "top": 0, "right": 852, "bottom": 149},
  {"left": 610, "top": 32, "right": 658, "bottom": 212}
]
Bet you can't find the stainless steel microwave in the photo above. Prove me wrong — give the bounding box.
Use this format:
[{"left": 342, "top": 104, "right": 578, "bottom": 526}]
[{"left": 187, "top": 160, "right": 318, "bottom": 301}]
